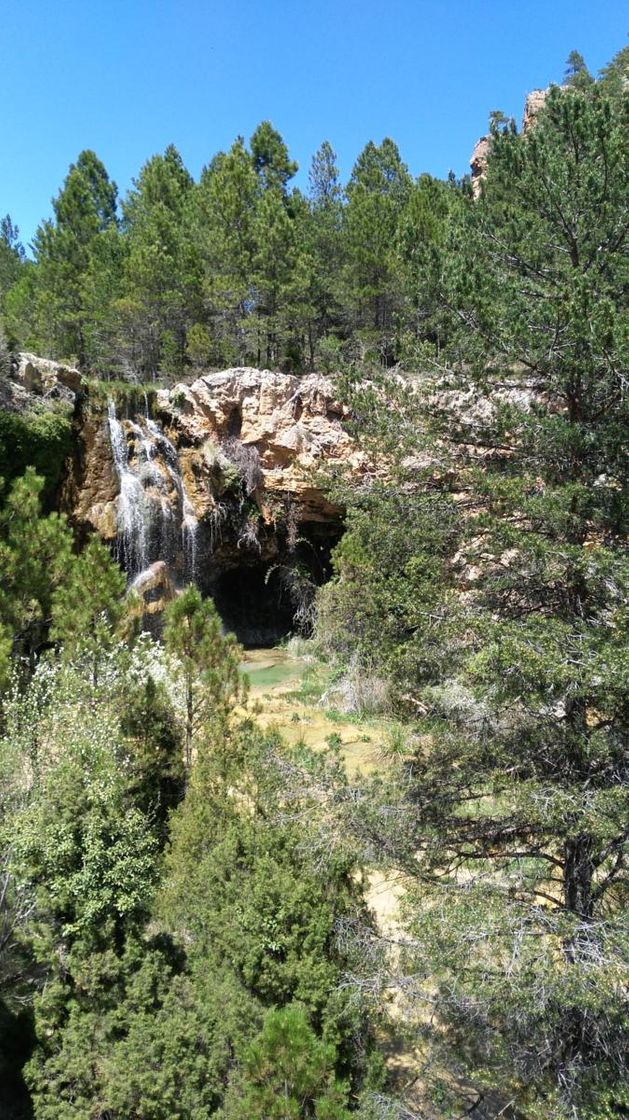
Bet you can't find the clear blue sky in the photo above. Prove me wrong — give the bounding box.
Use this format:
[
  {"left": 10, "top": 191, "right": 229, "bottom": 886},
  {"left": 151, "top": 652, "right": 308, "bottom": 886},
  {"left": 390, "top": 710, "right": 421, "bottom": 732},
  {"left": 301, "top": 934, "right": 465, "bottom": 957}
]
[{"left": 2, "top": 0, "right": 627, "bottom": 247}]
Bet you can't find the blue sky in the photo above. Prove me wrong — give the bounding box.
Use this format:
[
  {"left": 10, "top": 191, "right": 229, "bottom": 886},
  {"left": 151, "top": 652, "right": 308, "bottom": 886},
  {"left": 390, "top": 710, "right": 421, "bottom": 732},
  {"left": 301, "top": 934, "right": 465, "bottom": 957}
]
[{"left": 2, "top": 1, "right": 627, "bottom": 247}]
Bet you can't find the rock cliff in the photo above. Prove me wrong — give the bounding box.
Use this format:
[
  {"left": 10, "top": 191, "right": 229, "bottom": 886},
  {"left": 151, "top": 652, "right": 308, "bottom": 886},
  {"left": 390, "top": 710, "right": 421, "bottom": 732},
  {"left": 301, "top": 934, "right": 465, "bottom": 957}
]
[
  {"left": 11, "top": 356, "right": 359, "bottom": 643},
  {"left": 470, "top": 85, "right": 554, "bottom": 195}
]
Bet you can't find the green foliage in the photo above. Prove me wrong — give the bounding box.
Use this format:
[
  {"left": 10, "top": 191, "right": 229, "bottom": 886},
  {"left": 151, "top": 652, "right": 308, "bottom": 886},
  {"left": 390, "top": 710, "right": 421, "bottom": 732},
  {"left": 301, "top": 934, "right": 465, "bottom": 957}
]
[
  {"left": 163, "top": 584, "right": 244, "bottom": 774},
  {"left": 223, "top": 1003, "right": 351, "bottom": 1119},
  {"left": 50, "top": 535, "right": 126, "bottom": 678},
  {"left": 317, "top": 485, "right": 459, "bottom": 701},
  {"left": 321, "top": 71, "right": 629, "bottom": 1118},
  {"left": 27, "top": 150, "right": 118, "bottom": 362},
  {"left": 0, "top": 41, "right": 627, "bottom": 1120},
  {"left": 0, "top": 407, "right": 73, "bottom": 503},
  {"left": 0, "top": 469, "right": 73, "bottom": 677}
]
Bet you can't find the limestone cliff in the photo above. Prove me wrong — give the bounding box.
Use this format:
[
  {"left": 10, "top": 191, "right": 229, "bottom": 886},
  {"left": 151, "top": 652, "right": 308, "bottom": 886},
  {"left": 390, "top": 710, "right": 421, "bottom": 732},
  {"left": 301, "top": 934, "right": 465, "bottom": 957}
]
[
  {"left": 10, "top": 356, "right": 360, "bottom": 643},
  {"left": 470, "top": 84, "right": 555, "bottom": 195}
]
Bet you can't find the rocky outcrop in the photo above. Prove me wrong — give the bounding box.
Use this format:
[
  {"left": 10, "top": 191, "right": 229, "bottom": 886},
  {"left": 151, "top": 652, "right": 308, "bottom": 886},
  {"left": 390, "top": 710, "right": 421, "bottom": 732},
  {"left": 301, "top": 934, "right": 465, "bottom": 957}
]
[
  {"left": 470, "top": 85, "right": 557, "bottom": 195},
  {"left": 156, "top": 368, "right": 361, "bottom": 522},
  {"left": 0, "top": 352, "right": 82, "bottom": 415},
  {"left": 16, "top": 352, "right": 82, "bottom": 399},
  {"left": 3, "top": 353, "right": 359, "bottom": 641},
  {"left": 522, "top": 87, "right": 550, "bottom": 131},
  {"left": 470, "top": 135, "right": 491, "bottom": 198},
  {"left": 59, "top": 366, "right": 360, "bottom": 643}
]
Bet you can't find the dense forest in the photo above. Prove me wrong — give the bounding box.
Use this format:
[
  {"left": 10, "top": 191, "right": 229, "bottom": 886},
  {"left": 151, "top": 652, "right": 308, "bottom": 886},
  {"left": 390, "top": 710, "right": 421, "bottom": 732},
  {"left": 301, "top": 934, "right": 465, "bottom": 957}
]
[{"left": 0, "top": 45, "right": 627, "bottom": 1120}]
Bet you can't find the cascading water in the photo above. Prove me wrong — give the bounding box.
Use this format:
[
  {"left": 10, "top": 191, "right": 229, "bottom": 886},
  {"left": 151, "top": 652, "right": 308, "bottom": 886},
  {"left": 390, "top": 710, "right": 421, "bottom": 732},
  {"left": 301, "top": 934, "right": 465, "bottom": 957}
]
[
  {"left": 146, "top": 418, "right": 199, "bottom": 581},
  {"left": 107, "top": 401, "right": 148, "bottom": 577},
  {"left": 107, "top": 400, "right": 199, "bottom": 584}
]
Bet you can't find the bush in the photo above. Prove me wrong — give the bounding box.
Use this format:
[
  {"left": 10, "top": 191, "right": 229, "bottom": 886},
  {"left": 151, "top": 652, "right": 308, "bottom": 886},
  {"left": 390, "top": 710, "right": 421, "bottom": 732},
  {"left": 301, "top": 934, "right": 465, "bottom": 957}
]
[{"left": 0, "top": 409, "right": 73, "bottom": 506}]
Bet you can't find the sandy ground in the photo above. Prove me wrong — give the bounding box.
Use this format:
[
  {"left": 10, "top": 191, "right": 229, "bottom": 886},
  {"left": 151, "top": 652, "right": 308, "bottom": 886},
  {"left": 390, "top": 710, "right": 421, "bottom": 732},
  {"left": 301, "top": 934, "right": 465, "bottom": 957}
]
[{"left": 240, "top": 647, "right": 389, "bottom": 776}]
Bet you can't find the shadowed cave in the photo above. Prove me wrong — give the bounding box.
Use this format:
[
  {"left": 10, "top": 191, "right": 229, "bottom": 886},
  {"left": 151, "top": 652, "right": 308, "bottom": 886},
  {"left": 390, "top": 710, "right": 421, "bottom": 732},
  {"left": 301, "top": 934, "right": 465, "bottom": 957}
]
[{"left": 208, "top": 525, "right": 342, "bottom": 648}]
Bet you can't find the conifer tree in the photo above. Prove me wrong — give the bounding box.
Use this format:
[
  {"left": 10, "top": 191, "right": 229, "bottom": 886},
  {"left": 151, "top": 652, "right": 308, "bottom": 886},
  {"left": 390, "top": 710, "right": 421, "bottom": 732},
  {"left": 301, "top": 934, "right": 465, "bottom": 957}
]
[
  {"left": 50, "top": 535, "right": 126, "bottom": 684},
  {"left": 163, "top": 585, "right": 244, "bottom": 775},
  {"left": 343, "top": 139, "right": 411, "bottom": 362},
  {"left": 335, "top": 78, "right": 629, "bottom": 1117},
  {"left": 30, "top": 151, "right": 118, "bottom": 362},
  {"left": 122, "top": 145, "right": 201, "bottom": 377},
  {"left": 0, "top": 469, "right": 73, "bottom": 675},
  {"left": 250, "top": 120, "right": 298, "bottom": 196},
  {"left": 195, "top": 139, "right": 259, "bottom": 365}
]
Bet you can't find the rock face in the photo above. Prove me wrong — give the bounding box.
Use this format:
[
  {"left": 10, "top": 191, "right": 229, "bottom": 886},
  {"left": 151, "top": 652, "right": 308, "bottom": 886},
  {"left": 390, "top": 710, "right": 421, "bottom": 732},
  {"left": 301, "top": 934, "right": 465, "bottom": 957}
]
[
  {"left": 156, "top": 368, "right": 359, "bottom": 522},
  {"left": 522, "top": 87, "right": 550, "bottom": 131},
  {"left": 16, "top": 352, "right": 82, "bottom": 398},
  {"left": 470, "top": 85, "right": 556, "bottom": 195},
  {"left": 469, "top": 135, "right": 490, "bottom": 198},
  {"left": 64, "top": 367, "right": 360, "bottom": 644}
]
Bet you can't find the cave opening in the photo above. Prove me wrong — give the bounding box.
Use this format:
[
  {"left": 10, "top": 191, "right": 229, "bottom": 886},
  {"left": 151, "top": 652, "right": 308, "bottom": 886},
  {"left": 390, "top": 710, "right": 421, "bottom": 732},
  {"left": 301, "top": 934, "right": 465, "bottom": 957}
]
[
  {"left": 212, "top": 564, "right": 297, "bottom": 648},
  {"left": 210, "top": 524, "right": 342, "bottom": 648}
]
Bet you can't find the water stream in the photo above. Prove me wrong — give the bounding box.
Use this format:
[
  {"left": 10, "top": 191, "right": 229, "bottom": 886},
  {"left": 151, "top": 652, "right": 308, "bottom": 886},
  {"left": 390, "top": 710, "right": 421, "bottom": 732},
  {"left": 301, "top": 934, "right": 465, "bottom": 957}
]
[
  {"left": 107, "top": 399, "right": 199, "bottom": 584},
  {"left": 107, "top": 401, "right": 148, "bottom": 577}
]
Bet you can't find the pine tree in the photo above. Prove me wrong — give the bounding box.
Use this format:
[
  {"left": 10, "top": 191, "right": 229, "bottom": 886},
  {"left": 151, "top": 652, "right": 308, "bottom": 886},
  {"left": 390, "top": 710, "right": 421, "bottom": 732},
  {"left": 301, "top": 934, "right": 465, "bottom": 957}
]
[
  {"left": 250, "top": 120, "right": 298, "bottom": 196},
  {"left": 303, "top": 142, "right": 345, "bottom": 368},
  {"left": 122, "top": 145, "right": 201, "bottom": 377},
  {"left": 343, "top": 139, "right": 411, "bottom": 363},
  {"left": 0, "top": 469, "right": 73, "bottom": 676},
  {"left": 340, "top": 78, "right": 629, "bottom": 1117},
  {"left": 195, "top": 139, "right": 259, "bottom": 365},
  {"left": 30, "top": 151, "right": 118, "bottom": 362},
  {"left": 0, "top": 216, "right": 26, "bottom": 323},
  {"left": 163, "top": 585, "right": 244, "bottom": 776},
  {"left": 50, "top": 535, "right": 126, "bottom": 685}
]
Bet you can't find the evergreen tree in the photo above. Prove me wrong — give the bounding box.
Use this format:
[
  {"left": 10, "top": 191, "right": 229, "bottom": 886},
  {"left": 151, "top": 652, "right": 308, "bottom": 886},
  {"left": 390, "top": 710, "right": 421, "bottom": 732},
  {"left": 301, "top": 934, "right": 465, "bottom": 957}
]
[
  {"left": 331, "top": 78, "right": 629, "bottom": 1118},
  {"left": 29, "top": 151, "right": 118, "bottom": 362},
  {"left": 163, "top": 584, "right": 244, "bottom": 775},
  {"left": 252, "top": 185, "right": 300, "bottom": 367},
  {"left": 0, "top": 469, "right": 73, "bottom": 677},
  {"left": 343, "top": 139, "right": 411, "bottom": 363},
  {"left": 50, "top": 535, "right": 126, "bottom": 684},
  {"left": 194, "top": 138, "right": 259, "bottom": 365},
  {"left": 250, "top": 120, "right": 298, "bottom": 196},
  {"left": 0, "top": 216, "right": 26, "bottom": 323},
  {"left": 303, "top": 142, "right": 345, "bottom": 368},
  {"left": 122, "top": 145, "right": 201, "bottom": 377}
]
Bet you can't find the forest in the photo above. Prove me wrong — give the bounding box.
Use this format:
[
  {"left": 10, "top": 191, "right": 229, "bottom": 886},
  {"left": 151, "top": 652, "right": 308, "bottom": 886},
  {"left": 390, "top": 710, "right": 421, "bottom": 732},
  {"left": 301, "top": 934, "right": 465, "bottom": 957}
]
[{"left": 0, "top": 45, "right": 627, "bottom": 1120}]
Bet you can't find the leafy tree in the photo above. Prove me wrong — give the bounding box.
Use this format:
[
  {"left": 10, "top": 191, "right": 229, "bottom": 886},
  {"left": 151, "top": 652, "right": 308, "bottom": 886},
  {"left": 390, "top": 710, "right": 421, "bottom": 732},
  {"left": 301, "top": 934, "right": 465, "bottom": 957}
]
[{"left": 0, "top": 639, "right": 185, "bottom": 1118}]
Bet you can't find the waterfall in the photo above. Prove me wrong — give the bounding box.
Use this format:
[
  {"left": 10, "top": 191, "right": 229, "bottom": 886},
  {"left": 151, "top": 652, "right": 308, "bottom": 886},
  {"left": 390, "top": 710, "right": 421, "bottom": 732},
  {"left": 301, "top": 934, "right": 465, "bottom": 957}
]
[
  {"left": 107, "top": 399, "right": 199, "bottom": 584},
  {"left": 107, "top": 401, "right": 148, "bottom": 578},
  {"left": 146, "top": 419, "right": 199, "bottom": 581}
]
